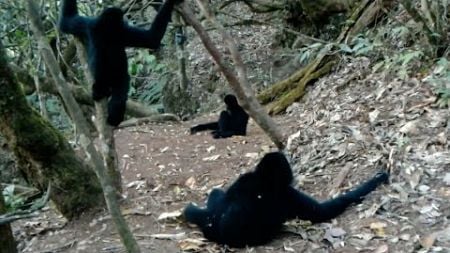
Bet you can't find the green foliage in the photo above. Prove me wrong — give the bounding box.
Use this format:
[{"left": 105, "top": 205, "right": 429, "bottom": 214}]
[
  {"left": 373, "top": 49, "right": 424, "bottom": 79},
  {"left": 395, "top": 134, "right": 411, "bottom": 152},
  {"left": 297, "top": 35, "right": 380, "bottom": 65},
  {"left": 338, "top": 13, "right": 448, "bottom": 80},
  {"left": 400, "top": 0, "right": 450, "bottom": 57},
  {"left": 128, "top": 51, "right": 170, "bottom": 105},
  {"left": 436, "top": 86, "right": 450, "bottom": 108},
  {"left": 425, "top": 58, "right": 450, "bottom": 108},
  {"left": 2, "top": 185, "right": 25, "bottom": 212},
  {"left": 391, "top": 26, "right": 411, "bottom": 41},
  {"left": 340, "top": 36, "right": 380, "bottom": 56},
  {"left": 297, "top": 42, "right": 324, "bottom": 64},
  {"left": 129, "top": 52, "right": 163, "bottom": 76}
]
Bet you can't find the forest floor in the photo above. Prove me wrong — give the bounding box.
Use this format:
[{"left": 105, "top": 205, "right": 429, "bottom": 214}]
[{"left": 12, "top": 57, "right": 450, "bottom": 253}]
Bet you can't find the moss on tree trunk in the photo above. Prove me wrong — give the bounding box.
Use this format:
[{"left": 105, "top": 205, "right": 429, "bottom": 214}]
[{"left": 0, "top": 42, "right": 103, "bottom": 219}]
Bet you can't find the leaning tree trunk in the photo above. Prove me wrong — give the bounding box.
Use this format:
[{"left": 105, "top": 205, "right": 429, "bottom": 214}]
[
  {"left": 0, "top": 40, "right": 103, "bottom": 219},
  {"left": 0, "top": 187, "right": 17, "bottom": 253}
]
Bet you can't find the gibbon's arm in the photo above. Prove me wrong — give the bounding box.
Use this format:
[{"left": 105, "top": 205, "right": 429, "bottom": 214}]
[
  {"left": 190, "top": 122, "right": 219, "bottom": 134},
  {"left": 58, "top": 0, "right": 89, "bottom": 37},
  {"left": 123, "top": 0, "right": 177, "bottom": 49}
]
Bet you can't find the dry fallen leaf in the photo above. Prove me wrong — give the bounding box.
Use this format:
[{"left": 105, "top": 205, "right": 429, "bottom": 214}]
[
  {"left": 436, "top": 132, "right": 447, "bottom": 145},
  {"left": 373, "top": 244, "right": 389, "bottom": 253},
  {"left": 362, "top": 203, "right": 383, "bottom": 218},
  {"left": 150, "top": 232, "right": 186, "bottom": 240},
  {"left": 157, "top": 210, "right": 182, "bottom": 221},
  {"left": 324, "top": 227, "right": 346, "bottom": 246},
  {"left": 202, "top": 154, "right": 221, "bottom": 161},
  {"left": 160, "top": 146, "right": 170, "bottom": 153},
  {"left": 286, "top": 130, "right": 301, "bottom": 150},
  {"left": 261, "top": 145, "right": 271, "bottom": 153},
  {"left": 120, "top": 208, "right": 151, "bottom": 216},
  {"left": 126, "top": 180, "right": 146, "bottom": 189},
  {"left": 283, "top": 244, "right": 295, "bottom": 252},
  {"left": 408, "top": 170, "right": 422, "bottom": 190},
  {"left": 369, "top": 109, "right": 380, "bottom": 123},
  {"left": 399, "top": 233, "right": 411, "bottom": 241},
  {"left": 185, "top": 176, "right": 196, "bottom": 189},
  {"left": 443, "top": 173, "right": 450, "bottom": 186},
  {"left": 418, "top": 204, "right": 441, "bottom": 217},
  {"left": 178, "top": 238, "right": 206, "bottom": 251},
  {"left": 329, "top": 227, "right": 346, "bottom": 237},
  {"left": 206, "top": 145, "right": 215, "bottom": 153},
  {"left": 370, "top": 222, "right": 387, "bottom": 237},
  {"left": 245, "top": 152, "right": 259, "bottom": 159},
  {"left": 417, "top": 184, "right": 430, "bottom": 193},
  {"left": 420, "top": 233, "right": 437, "bottom": 249},
  {"left": 152, "top": 184, "right": 162, "bottom": 192},
  {"left": 399, "top": 120, "right": 419, "bottom": 135}
]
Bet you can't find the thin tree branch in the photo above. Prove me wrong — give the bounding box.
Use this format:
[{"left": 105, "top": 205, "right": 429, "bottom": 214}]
[{"left": 179, "top": 1, "right": 285, "bottom": 149}]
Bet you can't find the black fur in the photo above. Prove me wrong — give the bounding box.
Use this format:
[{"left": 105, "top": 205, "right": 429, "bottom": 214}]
[
  {"left": 59, "top": 0, "right": 181, "bottom": 126},
  {"left": 184, "top": 152, "right": 389, "bottom": 247},
  {"left": 190, "top": 94, "right": 249, "bottom": 138}
]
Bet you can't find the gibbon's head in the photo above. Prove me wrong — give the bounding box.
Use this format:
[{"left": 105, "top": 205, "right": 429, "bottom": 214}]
[
  {"left": 224, "top": 94, "right": 239, "bottom": 108},
  {"left": 97, "top": 7, "right": 124, "bottom": 31},
  {"left": 254, "top": 152, "right": 293, "bottom": 187}
]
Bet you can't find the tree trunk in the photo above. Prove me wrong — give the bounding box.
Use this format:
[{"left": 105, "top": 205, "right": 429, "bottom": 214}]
[
  {"left": 0, "top": 40, "right": 103, "bottom": 219},
  {"left": 0, "top": 187, "right": 17, "bottom": 253}
]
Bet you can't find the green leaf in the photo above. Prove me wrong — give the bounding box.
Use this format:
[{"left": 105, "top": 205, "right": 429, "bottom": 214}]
[
  {"left": 339, "top": 44, "right": 353, "bottom": 53},
  {"left": 372, "top": 61, "right": 385, "bottom": 73}
]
